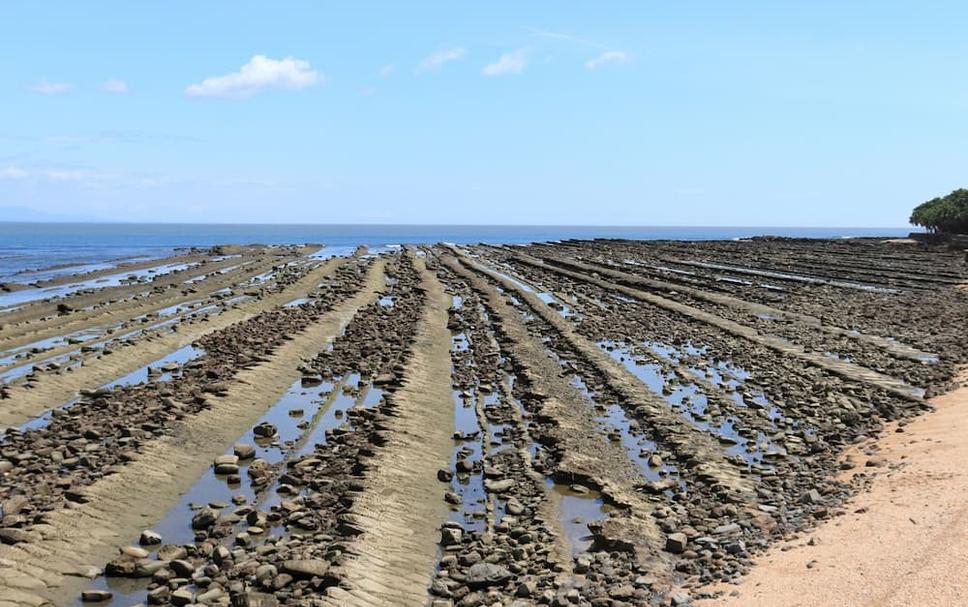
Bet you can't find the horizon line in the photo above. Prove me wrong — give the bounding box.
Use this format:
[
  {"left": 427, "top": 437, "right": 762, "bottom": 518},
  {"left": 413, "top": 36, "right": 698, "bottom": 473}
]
[{"left": 0, "top": 220, "right": 916, "bottom": 230}]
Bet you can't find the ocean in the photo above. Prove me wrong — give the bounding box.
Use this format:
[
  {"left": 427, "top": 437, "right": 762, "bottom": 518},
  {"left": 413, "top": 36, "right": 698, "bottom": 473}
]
[{"left": 0, "top": 222, "right": 914, "bottom": 284}]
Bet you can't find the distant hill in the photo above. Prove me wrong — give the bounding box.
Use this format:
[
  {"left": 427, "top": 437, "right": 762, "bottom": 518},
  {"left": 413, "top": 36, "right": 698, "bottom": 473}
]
[{"left": 0, "top": 205, "right": 105, "bottom": 223}]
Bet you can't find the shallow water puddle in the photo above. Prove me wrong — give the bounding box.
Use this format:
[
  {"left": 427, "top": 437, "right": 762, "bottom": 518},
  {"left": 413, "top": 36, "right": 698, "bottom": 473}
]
[
  {"left": 551, "top": 481, "right": 610, "bottom": 557},
  {"left": 490, "top": 262, "right": 577, "bottom": 319},
  {"left": 446, "top": 306, "right": 490, "bottom": 533},
  {"left": 241, "top": 270, "right": 277, "bottom": 288},
  {"left": 104, "top": 345, "right": 205, "bottom": 390},
  {"left": 680, "top": 259, "right": 900, "bottom": 293},
  {"left": 12, "top": 344, "right": 206, "bottom": 434},
  {"left": 183, "top": 263, "right": 244, "bottom": 284},
  {"left": 261, "top": 378, "right": 381, "bottom": 519},
  {"left": 2, "top": 302, "right": 221, "bottom": 385},
  {"left": 81, "top": 376, "right": 370, "bottom": 605},
  {"left": 154, "top": 298, "right": 206, "bottom": 317},
  {"left": 0, "top": 261, "right": 201, "bottom": 309},
  {"left": 293, "top": 376, "right": 380, "bottom": 459},
  {"left": 543, "top": 339, "right": 684, "bottom": 487},
  {"left": 488, "top": 265, "right": 538, "bottom": 294},
  {"left": 603, "top": 341, "right": 778, "bottom": 468},
  {"left": 596, "top": 404, "right": 677, "bottom": 483},
  {"left": 0, "top": 328, "right": 105, "bottom": 368},
  {"left": 600, "top": 341, "right": 668, "bottom": 393},
  {"left": 450, "top": 389, "right": 487, "bottom": 532},
  {"left": 453, "top": 332, "right": 470, "bottom": 354}
]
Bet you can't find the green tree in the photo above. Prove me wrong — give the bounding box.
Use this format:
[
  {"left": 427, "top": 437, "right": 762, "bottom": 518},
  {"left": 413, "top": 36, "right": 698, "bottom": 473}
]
[{"left": 910, "top": 188, "right": 968, "bottom": 234}]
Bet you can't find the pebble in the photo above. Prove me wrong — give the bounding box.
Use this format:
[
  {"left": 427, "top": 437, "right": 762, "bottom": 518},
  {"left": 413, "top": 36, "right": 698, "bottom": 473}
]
[{"left": 80, "top": 590, "right": 112, "bottom": 602}]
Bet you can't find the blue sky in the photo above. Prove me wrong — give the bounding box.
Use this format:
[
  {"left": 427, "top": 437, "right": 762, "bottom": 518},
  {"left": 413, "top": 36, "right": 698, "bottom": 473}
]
[{"left": 1, "top": 1, "right": 966, "bottom": 225}]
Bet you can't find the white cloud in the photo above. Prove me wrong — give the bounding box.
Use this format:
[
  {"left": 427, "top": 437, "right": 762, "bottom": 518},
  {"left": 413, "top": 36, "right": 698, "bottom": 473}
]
[
  {"left": 417, "top": 47, "right": 465, "bottom": 73},
  {"left": 379, "top": 64, "right": 395, "bottom": 77},
  {"left": 526, "top": 27, "right": 601, "bottom": 48},
  {"left": 46, "top": 169, "right": 91, "bottom": 181},
  {"left": 0, "top": 167, "right": 29, "bottom": 179},
  {"left": 30, "top": 81, "right": 72, "bottom": 95},
  {"left": 585, "top": 50, "right": 630, "bottom": 70},
  {"left": 185, "top": 55, "right": 321, "bottom": 99},
  {"left": 0, "top": 165, "right": 121, "bottom": 185},
  {"left": 483, "top": 49, "right": 529, "bottom": 77},
  {"left": 101, "top": 79, "right": 129, "bottom": 94}
]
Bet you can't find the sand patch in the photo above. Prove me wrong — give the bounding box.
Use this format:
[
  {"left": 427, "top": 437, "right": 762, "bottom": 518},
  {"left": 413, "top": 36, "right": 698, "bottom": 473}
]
[{"left": 701, "top": 368, "right": 968, "bottom": 607}]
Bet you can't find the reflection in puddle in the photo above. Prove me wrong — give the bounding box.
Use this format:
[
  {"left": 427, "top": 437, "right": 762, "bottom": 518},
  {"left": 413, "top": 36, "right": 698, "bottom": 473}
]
[
  {"left": 13, "top": 344, "right": 206, "bottom": 434},
  {"left": 552, "top": 482, "right": 609, "bottom": 557},
  {"left": 601, "top": 340, "right": 781, "bottom": 470},
  {"left": 0, "top": 300, "right": 224, "bottom": 386},
  {"left": 676, "top": 260, "right": 899, "bottom": 294},
  {"left": 0, "top": 262, "right": 202, "bottom": 309},
  {"left": 596, "top": 404, "right": 678, "bottom": 484},
  {"left": 81, "top": 373, "right": 379, "bottom": 606},
  {"left": 450, "top": 389, "right": 487, "bottom": 533},
  {"left": 104, "top": 345, "right": 205, "bottom": 390}
]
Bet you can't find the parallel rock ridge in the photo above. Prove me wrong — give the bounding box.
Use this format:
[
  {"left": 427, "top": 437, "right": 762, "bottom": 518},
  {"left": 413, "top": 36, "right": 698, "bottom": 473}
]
[{"left": 0, "top": 238, "right": 963, "bottom": 607}]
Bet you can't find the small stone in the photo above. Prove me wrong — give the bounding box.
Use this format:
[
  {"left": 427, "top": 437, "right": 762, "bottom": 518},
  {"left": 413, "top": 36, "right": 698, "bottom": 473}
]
[
  {"left": 120, "top": 546, "right": 150, "bottom": 559},
  {"left": 483, "top": 478, "right": 514, "bottom": 493},
  {"left": 280, "top": 559, "right": 330, "bottom": 579},
  {"left": 464, "top": 562, "right": 511, "bottom": 588},
  {"left": 213, "top": 454, "right": 239, "bottom": 466},
  {"left": 234, "top": 443, "right": 256, "bottom": 459},
  {"left": 440, "top": 525, "right": 462, "bottom": 546},
  {"left": 147, "top": 586, "right": 170, "bottom": 604},
  {"left": 196, "top": 586, "right": 224, "bottom": 604},
  {"left": 671, "top": 591, "right": 691, "bottom": 606},
  {"left": 801, "top": 489, "right": 823, "bottom": 505},
  {"left": 80, "top": 590, "right": 113, "bottom": 602},
  {"left": 516, "top": 580, "right": 537, "bottom": 598},
  {"left": 158, "top": 544, "right": 188, "bottom": 561},
  {"left": 253, "top": 422, "right": 277, "bottom": 438},
  {"left": 665, "top": 532, "right": 688, "bottom": 554},
  {"left": 170, "top": 559, "right": 195, "bottom": 577},
  {"left": 139, "top": 530, "right": 162, "bottom": 546},
  {"left": 192, "top": 507, "right": 219, "bottom": 529},
  {"left": 170, "top": 588, "right": 194, "bottom": 606},
  {"left": 69, "top": 565, "right": 103, "bottom": 579},
  {"left": 713, "top": 523, "right": 741, "bottom": 535}
]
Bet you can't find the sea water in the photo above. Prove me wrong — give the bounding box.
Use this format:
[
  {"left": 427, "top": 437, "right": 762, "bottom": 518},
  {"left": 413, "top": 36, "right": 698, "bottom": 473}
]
[{"left": 0, "top": 222, "right": 913, "bottom": 284}]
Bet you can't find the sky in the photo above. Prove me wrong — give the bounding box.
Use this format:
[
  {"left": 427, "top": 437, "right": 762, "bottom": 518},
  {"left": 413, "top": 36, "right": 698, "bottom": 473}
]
[{"left": 1, "top": 1, "right": 966, "bottom": 226}]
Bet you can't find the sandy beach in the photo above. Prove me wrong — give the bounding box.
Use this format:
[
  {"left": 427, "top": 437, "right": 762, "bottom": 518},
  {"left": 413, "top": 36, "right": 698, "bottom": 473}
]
[{"left": 703, "top": 369, "right": 968, "bottom": 607}]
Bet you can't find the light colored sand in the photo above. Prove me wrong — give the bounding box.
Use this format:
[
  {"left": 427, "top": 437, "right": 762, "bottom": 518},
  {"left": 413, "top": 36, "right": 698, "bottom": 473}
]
[
  {"left": 702, "top": 369, "right": 968, "bottom": 607},
  {"left": 325, "top": 254, "right": 454, "bottom": 606}
]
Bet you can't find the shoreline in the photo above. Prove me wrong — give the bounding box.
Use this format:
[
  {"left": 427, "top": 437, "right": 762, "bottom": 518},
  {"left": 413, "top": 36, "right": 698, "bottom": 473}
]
[{"left": 700, "top": 368, "right": 968, "bottom": 607}]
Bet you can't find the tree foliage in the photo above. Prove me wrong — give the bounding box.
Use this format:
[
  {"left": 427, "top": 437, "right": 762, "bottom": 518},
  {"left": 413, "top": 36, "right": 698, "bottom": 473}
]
[{"left": 910, "top": 188, "right": 968, "bottom": 234}]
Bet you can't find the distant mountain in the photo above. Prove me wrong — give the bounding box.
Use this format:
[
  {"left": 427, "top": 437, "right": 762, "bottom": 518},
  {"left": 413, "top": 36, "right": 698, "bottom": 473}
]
[{"left": 0, "top": 205, "right": 105, "bottom": 223}]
